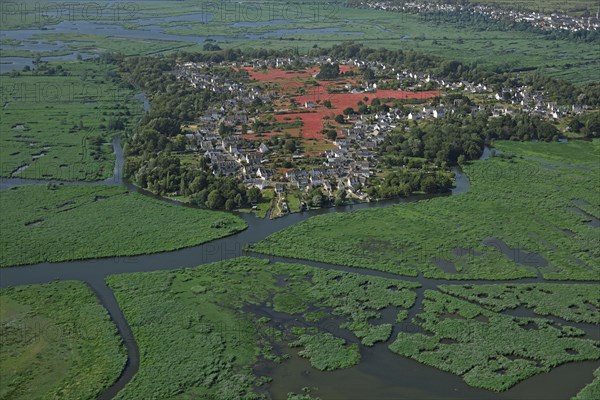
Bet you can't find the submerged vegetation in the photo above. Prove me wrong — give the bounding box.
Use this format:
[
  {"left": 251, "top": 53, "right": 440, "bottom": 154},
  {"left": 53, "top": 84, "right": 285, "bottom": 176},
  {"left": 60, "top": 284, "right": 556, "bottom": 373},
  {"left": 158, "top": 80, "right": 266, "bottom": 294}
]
[
  {"left": 105, "top": 256, "right": 599, "bottom": 396},
  {"left": 251, "top": 140, "right": 600, "bottom": 280},
  {"left": 290, "top": 333, "right": 360, "bottom": 371},
  {"left": 0, "top": 281, "right": 125, "bottom": 399},
  {"left": 0, "top": 185, "right": 246, "bottom": 266},
  {"left": 439, "top": 284, "right": 600, "bottom": 324},
  {"left": 389, "top": 290, "right": 600, "bottom": 392},
  {"left": 106, "top": 257, "right": 420, "bottom": 398}
]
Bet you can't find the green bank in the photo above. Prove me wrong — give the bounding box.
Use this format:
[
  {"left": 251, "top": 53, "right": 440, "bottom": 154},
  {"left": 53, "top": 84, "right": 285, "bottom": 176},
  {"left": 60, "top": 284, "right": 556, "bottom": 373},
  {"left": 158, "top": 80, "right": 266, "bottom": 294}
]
[
  {"left": 250, "top": 140, "right": 600, "bottom": 280},
  {"left": 0, "top": 281, "right": 125, "bottom": 399},
  {"left": 0, "top": 185, "right": 246, "bottom": 267}
]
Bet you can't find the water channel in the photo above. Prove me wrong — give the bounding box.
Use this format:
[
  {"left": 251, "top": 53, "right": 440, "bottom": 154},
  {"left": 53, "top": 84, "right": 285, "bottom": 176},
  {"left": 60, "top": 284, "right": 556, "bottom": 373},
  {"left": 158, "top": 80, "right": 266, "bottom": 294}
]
[{"left": 1, "top": 140, "right": 598, "bottom": 399}]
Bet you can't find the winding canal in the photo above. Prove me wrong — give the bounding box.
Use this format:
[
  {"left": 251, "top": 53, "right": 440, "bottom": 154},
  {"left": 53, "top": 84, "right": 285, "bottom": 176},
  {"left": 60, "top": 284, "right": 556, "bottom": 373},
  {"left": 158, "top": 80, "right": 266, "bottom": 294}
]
[{"left": 1, "top": 143, "right": 598, "bottom": 400}]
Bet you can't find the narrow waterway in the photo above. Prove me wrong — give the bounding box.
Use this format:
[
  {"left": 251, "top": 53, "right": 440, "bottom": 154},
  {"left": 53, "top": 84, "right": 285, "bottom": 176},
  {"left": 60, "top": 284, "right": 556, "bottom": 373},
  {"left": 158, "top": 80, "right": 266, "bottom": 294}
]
[
  {"left": 1, "top": 142, "right": 598, "bottom": 400},
  {"left": 90, "top": 282, "right": 140, "bottom": 400}
]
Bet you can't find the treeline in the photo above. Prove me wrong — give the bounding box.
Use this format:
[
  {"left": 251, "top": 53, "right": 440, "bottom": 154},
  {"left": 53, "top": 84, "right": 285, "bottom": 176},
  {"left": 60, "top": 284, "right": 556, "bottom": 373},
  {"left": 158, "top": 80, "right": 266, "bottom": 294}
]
[
  {"left": 380, "top": 111, "right": 562, "bottom": 166},
  {"left": 125, "top": 152, "right": 261, "bottom": 210},
  {"left": 568, "top": 112, "right": 600, "bottom": 137},
  {"left": 176, "top": 48, "right": 288, "bottom": 64},
  {"left": 349, "top": 1, "right": 599, "bottom": 42},
  {"left": 417, "top": 9, "right": 599, "bottom": 42},
  {"left": 367, "top": 169, "right": 454, "bottom": 199}
]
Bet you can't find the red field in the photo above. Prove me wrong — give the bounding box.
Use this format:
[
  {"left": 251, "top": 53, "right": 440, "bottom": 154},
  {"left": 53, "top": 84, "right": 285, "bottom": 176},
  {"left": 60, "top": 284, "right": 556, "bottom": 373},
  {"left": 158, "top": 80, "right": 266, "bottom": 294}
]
[
  {"left": 244, "top": 66, "right": 440, "bottom": 147},
  {"left": 287, "top": 90, "right": 439, "bottom": 140},
  {"left": 294, "top": 90, "right": 440, "bottom": 110},
  {"left": 269, "top": 112, "right": 330, "bottom": 139}
]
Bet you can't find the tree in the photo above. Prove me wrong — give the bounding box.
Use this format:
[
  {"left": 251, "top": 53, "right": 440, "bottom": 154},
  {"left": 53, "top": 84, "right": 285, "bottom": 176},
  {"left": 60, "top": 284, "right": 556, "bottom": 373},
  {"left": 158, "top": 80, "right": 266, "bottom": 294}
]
[
  {"left": 307, "top": 188, "right": 325, "bottom": 207},
  {"left": 311, "top": 194, "right": 323, "bottom": 207},
  {"left": 107, "top": 117, "right": 125, "bottom": 130},
  {"left": 334, "top": 188, "right": 346, "bottom": 206},
  {"left": 224, "top": 198, "right": 235, "bottom": 210},
  {"left": 206, "top": 190, "right": 224, "bottom": 209},
  {"left": 584, "top": 113, "right": 600, "bottom": 137},
  {"left": 147, "top": 117, "right": 181, "bottom": 137},
  {"left": 203, "top": 43, "right": 222, "bottom": 51},
  {"left": 334, "top": 114, "right": 345, "bottom": 124},
  {"left": 316, "top": 63, "right": 340, "bottom": 80},
  {"left": 326, "top": 130, "right": 337, "bottom": 141},
  {"left": 537, "top": 121, "right": 559, "bottom": 140},
  {"left": 234, "top": 193, "right": 244, "bottom": 208},
  {"left": 362, "top": 68, "right": 375, "bottom": 80},
  {"left": 420, "top": 175, "right": 439, "bottom": 194},
  {"left": 247, "top": 187, "right": 262, "bottom": 203},
  {"left": 284, "top": 140, "right": 297, "bottom": 153}
]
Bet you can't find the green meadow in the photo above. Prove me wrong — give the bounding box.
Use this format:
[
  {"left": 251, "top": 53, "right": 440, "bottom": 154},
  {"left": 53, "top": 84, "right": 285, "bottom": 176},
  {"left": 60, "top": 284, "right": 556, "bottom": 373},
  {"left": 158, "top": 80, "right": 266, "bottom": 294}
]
[
  {"left": 0, "top": 281, "right": 125, "bottom": 400},
  {"left": 0, "top": 185, "right": 246, "bottom": 266},
  {"left": 3, "top": 1, "right": 599, "bottom": 83},
  {"left": 0, "top": 61, "right": 143, "bottom": 181},
  {"left": 250, "top": 140, "right": 600, "bottom": 280}
]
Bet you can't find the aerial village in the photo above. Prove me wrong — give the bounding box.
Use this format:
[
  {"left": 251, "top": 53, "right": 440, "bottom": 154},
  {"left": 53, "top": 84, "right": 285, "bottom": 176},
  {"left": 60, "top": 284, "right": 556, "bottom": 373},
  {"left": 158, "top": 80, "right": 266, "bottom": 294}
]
[
  {"left": 362, "top": 1, "right": 600, "bottom": 32},
  {"left": 170, "top": 54, "right": 591, "bottom": 215}
]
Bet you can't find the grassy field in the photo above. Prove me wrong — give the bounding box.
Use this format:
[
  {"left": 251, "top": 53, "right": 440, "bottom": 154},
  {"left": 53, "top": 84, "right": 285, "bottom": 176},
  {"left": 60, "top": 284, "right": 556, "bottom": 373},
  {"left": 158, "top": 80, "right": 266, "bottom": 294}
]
[
  {"left": 256, "top": 188, "right": 275, "bottom": 218},
  {"left": 106, "top": 256, "right": 420, "bottom": 398},
  {"left": 389, "top": 290, "right": 600, "bottom": 391},
  {"left": 286, "top": 191, "right": 303, "bottom": 213},
  {"left": 250, "top": 140, "right": 600, "bottom": 280},
  {"left": 0, "top": 281, "right": 125, "bottom": 399},
  {"left": 494, "top": 140, "right": 600, "bottom": 166},
  {"left": 0, "top": 185, "right": 246, "bottom": 266},
  {"left": 173, "top": 2, "right": 600, "bottom": 83},
  {"left": 19, "top": 33, "right": 203, "bottom": 57},
  {"left": 3, "top": 1, "right": 599, "bottom": 83},
  {"left": 0, "top": 61, "right": 143, "bottom": 181}
]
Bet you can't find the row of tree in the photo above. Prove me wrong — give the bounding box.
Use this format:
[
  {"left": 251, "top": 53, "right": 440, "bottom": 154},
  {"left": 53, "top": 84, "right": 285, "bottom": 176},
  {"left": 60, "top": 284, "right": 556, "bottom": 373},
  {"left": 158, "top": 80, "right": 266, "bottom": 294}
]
[
  {"left": 367, "top": 169, "right": 454, "bottom": 199},
  {"left": 125, "top": 152, "right": 261, "bottom": 210},
  {"left": 380, "top": 111, "right": 562, "bottom": 166}
]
